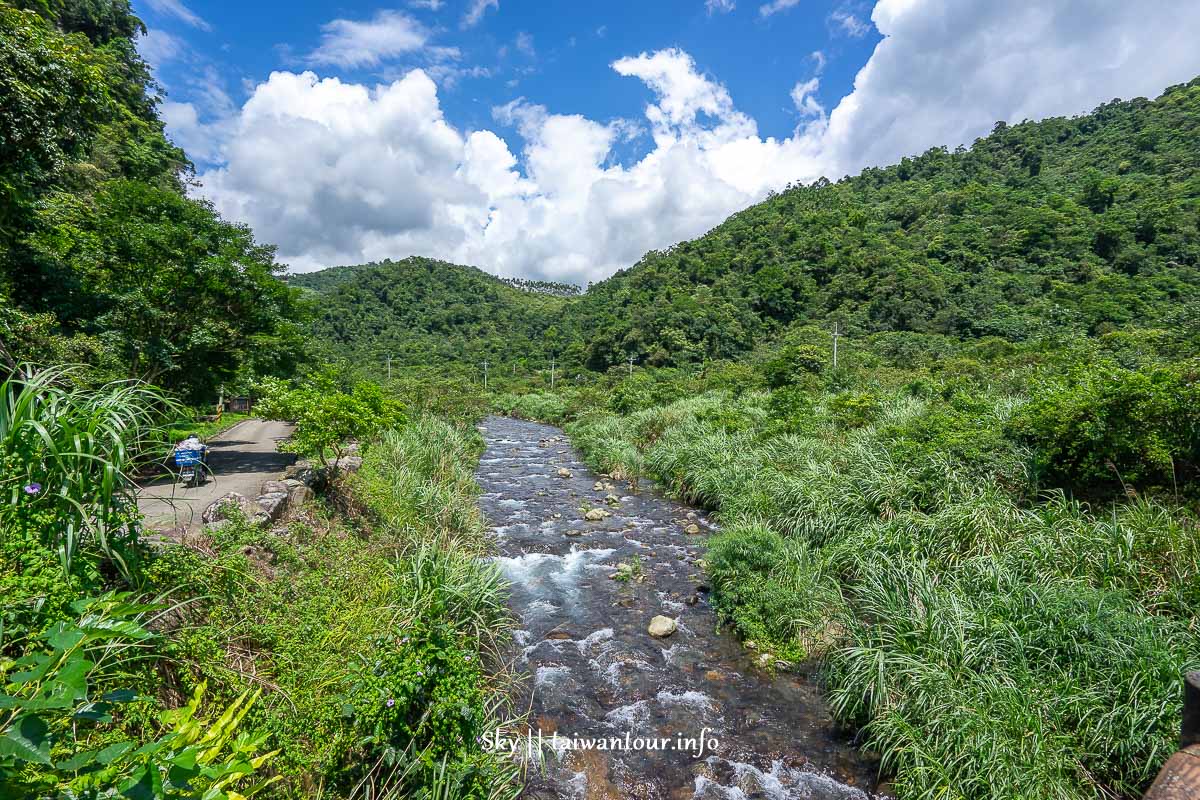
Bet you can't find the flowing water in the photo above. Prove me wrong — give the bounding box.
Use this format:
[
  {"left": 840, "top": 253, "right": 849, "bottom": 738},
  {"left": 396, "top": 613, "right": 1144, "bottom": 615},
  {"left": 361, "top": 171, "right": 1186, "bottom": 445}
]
[{"left": 475, "top": 416, "right": 885, "bottom": 800}]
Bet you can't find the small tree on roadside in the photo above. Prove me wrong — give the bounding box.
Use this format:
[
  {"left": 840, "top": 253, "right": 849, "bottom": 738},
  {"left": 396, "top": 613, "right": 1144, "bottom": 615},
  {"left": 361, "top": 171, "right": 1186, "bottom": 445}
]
[{"left": 257, "top": 377, "right": 407, "bottom": 472}]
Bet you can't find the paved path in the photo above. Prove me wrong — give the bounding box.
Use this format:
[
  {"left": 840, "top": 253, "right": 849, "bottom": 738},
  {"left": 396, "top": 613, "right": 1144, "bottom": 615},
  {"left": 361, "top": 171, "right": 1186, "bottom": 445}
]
[{"left": 137, "top": 419, "right": 296, "bottom": 531}]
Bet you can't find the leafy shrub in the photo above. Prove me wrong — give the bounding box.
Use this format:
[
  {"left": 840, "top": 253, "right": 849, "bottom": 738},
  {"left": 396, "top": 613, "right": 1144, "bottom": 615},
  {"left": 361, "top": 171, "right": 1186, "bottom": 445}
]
[
  {"left": 0, "top": 594, "right": 276, "bottom": 799},
  {"left": 826, "top": 391, "right": 882, "bottom": 429},
  {"left": 608, "top": 373, "right": 662, "bottom": 414},
  {"left": 698, "top": 361, "right": 764, "bottom": 396},
  {"left": 762, "top": 344, "right": 825, "bottom": 389},
  {"left": 258, "top": 375, "right": 407, "bottom": 469},
  {"left": 1010, "top": 359, "right": 1200, "bottom": 494},
  {"left": 766, "top": 386, "right": 815, "bottom": 434},
  {"left": 883, "top": 396, "right": 1031, "bottom": 501},
  {"left": 351, "top": 616, "right": 486, "bottom": 771}
]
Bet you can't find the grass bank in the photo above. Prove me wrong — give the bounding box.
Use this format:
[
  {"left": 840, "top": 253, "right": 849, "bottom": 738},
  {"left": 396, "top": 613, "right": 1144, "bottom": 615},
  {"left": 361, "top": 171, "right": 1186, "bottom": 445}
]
[
  {"left": 556, "top": 389, "right": 1199, "bottom": 800},
  {"left": 141, "top": 417, "right": 520, "bottom": 798},
  {"left": 3, "top": 371, "right": 519, "bottom": 800}
]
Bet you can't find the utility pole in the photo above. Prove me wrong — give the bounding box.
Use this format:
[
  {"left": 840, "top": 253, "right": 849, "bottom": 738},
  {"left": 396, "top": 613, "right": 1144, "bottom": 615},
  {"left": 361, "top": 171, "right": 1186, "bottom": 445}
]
[
  {"left": 627, "top": 354, "right": 635, "bottom": 377},
  {"left": 832, "top": 322, "right": 840, "bottom": 370},
  {"left": 481, "top": 360, "right": 490, "bottom": 392},
  {"left": 550, "top": 356, "right": 557, "bottom": 389},
  {"left": 387, "top": 355, "right": 392, "bottom": 381}
]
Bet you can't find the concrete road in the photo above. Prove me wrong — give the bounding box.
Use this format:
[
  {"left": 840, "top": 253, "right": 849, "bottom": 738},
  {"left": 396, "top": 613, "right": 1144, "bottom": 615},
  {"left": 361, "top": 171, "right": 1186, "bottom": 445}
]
[{"left": 138, "top": 419, "right": 296, "bottom": 532}]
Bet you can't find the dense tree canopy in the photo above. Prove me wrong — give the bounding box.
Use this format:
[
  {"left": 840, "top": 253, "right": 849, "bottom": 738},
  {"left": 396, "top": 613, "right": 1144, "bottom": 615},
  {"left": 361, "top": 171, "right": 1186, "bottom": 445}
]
[
  {"left": 568, "top": 78, "right": 1200, "bottom": 367},
  {"left": 0, "top": 0, "right": 303, "bottom": 401},
  {"left": 288, "top": 257, "right": 571, "bottom": 372}
]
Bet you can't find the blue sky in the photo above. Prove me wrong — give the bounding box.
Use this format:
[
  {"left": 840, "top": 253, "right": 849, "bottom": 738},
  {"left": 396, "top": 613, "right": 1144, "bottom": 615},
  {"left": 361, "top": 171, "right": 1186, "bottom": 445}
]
[
  {"left": 133, "top": 0, "right": 1200, "bottom": 281},
  {"left": 138, "top": 0, "right": 880, "bottom": 170}
]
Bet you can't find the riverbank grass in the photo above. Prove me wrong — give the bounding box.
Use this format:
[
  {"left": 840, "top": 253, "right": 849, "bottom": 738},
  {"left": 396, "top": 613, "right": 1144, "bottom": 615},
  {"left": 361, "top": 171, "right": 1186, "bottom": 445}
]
[
  {"left": 562, "top": 389, "right": 1200, "bottom": 800},
  {"left": 142, "top": 415, "right": 520, "bottom": 798},
  {"left": 2, "top": 375, "right": 520, "bottom": 800}
]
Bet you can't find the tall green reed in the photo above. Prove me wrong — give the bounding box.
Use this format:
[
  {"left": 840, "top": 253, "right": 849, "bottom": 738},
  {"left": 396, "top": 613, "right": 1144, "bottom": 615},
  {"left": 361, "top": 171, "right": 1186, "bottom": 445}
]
[{"left": 1, "top": 365, "right": 171, "bottom": 579}]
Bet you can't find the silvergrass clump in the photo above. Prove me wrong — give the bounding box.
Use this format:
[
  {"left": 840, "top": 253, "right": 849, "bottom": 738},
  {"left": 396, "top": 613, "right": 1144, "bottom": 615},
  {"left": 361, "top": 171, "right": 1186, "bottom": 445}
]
[
  {"left": 353, "top": 418, "right": 490, "bottom": 554},
  {"left": 565, "top": 387, "right": 1200, "bottom": 800}
]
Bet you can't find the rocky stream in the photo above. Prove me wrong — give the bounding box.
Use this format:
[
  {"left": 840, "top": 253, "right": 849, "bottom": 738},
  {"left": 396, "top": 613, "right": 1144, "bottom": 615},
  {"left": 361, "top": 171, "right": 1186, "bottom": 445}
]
[{"left": 475, "top": 416, "right": 886, "bottom": 800}]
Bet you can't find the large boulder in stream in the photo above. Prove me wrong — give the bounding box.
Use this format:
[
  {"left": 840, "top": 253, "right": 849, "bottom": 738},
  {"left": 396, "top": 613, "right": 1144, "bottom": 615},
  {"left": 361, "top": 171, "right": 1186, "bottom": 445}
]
[{"left": 648, "top": 615, "right": 678, "bottom": 638}]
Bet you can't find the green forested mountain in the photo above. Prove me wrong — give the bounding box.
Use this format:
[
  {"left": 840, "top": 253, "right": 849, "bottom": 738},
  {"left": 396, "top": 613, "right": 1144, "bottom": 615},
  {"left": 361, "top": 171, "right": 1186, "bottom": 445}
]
[
  {"left": 571, "top": 77, "right": 1200, "bottom": 368},
  {"left": 288, "top": 257, "right": 571, "bottom": 371},
  {"left": 298, "top": 77, "right": 1200, "bottom": 374},
  {"left": 0, "top": 1, "right": 304, "bottom": 401}
]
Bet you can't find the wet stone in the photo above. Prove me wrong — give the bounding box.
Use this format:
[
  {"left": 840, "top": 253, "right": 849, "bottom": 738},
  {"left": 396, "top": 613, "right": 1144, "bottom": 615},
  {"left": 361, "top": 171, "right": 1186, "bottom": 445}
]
[{"left": 648, "top": 615, "right": 678, "bottom": 638}]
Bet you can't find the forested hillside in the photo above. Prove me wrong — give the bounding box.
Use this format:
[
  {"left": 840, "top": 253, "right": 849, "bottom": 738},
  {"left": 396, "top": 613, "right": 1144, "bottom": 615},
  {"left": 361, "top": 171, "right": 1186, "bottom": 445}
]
[
  {"left": 297, "top": 78, "right": 1200, "bottom": 374},
  {"left": 0, "top": 1, "right": 304, "bottom": 401},
  {"left": 288, "top": 257, "right": 571, "bottom": 369},
  {"left": 571, "top": 77, "right": 1200, "bottom": 367}
]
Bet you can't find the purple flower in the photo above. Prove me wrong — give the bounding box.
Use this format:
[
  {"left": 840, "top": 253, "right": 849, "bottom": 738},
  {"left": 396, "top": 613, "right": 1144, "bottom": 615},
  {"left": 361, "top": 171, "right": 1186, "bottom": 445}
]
[
  {"left": 386, "top": 698, "right": 395, "bottom": 708},
  {"left": 23, "top": 483, "right": 42, "bottom": 496}
]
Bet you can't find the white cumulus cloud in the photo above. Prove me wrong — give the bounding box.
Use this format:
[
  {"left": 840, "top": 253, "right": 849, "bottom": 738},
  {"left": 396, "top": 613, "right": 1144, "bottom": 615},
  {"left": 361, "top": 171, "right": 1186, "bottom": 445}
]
[
  {"left": 184, "top": 0, "right": 1200, "bottom": 284},
  {"left": 821, "top": 0, "right": 1200, "bottom": 175}
]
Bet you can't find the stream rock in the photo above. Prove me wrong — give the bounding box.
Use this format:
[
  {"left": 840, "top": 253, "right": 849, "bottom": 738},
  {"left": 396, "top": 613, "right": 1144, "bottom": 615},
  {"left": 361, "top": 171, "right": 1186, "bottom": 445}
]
[
  {"left": 648, "top": 615, "right": 677, "bottom": 638},
  {"left": 584, "top": 508, "right": 609, "bottom": 521},
  {"left": 285, "top": 479, "right": 314, "bottom": 506}
]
